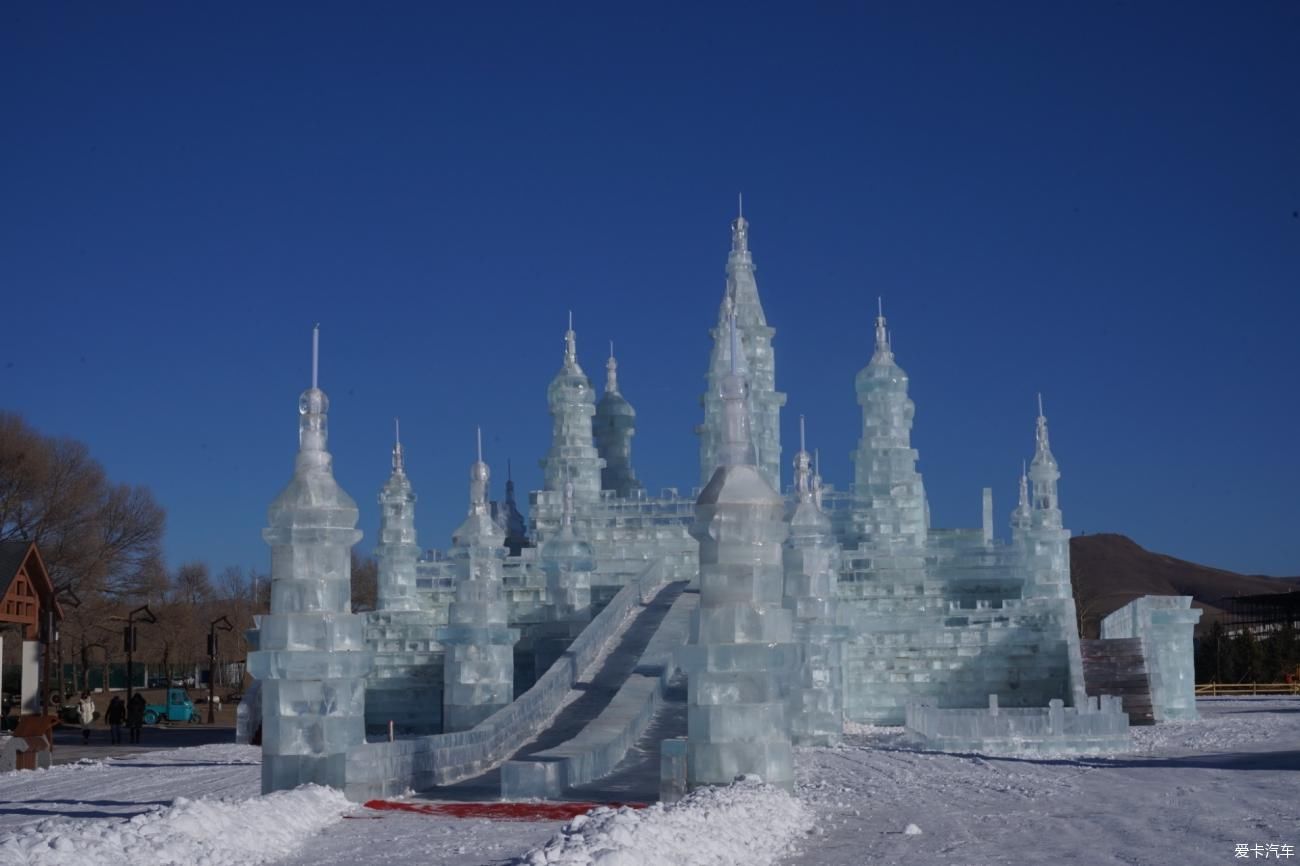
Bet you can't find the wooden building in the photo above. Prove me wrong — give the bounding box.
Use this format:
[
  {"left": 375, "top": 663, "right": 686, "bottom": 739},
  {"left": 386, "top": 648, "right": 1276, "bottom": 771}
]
[{"left": 0, "top": 541, "right": 62, "bottom": 640}]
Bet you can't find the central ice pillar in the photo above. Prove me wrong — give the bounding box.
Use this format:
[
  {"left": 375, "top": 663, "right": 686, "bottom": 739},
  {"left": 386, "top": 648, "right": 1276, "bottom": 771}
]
[
  {"left": 441, "top": 436, "right": 519, "bottom": 732},
  {"left": 248, "top": 327, "right": 373, "bottom": 795},
  {"left": 682, "top": 311, "right": 796, "bottom": 790}
]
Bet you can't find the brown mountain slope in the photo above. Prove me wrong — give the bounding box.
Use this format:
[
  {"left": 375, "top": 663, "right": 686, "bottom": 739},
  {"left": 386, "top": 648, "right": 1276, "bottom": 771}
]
[{"left": 1069, "top": 533, "right": 1298, "bottom": 636}]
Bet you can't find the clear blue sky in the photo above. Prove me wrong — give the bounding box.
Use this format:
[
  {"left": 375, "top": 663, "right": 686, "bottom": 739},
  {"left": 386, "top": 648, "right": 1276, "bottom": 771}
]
[{"left": 2, "top": 3, "right": 1297, "bottom": 577}]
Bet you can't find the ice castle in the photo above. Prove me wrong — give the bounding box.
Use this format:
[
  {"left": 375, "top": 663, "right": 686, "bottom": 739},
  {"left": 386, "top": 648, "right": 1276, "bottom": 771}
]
[{"left": 250, "top": 206, "right": 1199, "bottom": 799}]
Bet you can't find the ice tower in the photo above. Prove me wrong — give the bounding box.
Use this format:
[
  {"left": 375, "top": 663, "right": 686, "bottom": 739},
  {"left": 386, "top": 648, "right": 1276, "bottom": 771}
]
[
  {"left": 849, "top": 300, "right": 928, "bottom": 549},
  {"left": 699, "top": 200, "right": 785, "bottom": 490},
  {"left": 365, "top": 420, "right": 442, "bottom": 735},
  {"left": 376, "top": 420, "right": 419, "bottom": 612},
  {"left": 442, "top": 431, "right": 519, "bottom": 732},
  {"left": 594, "top": 344, "right": 643, "bottom": 498},
  {"left": 248, "top": 326, "right": 373, "bottom": 794},
  {"left": 541, "top": 316, "right": 605, "bottom": 507},
  {"left": 782, "top": 418, "right": 845, "bottom": 746},
  {"left": 683, "top": 311, "right": 796, "bottom": 790}
]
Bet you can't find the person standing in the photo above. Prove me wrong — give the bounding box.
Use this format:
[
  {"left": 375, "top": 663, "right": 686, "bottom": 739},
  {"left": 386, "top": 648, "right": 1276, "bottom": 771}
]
[
  {"left": 127, "top": 692, "right": 146, "bottom": 745},
  {"left": 105, "top": 695, "right": 126, "bottom": 745},
  {"left": 76, "top": 693, "right": 96, "bottom": 744}
]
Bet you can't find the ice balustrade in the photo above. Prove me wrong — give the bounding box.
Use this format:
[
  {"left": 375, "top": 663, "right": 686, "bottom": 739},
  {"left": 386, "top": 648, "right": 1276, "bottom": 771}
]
[{"left": 905, "top": 693, "right": 1131, "bottom": 755}]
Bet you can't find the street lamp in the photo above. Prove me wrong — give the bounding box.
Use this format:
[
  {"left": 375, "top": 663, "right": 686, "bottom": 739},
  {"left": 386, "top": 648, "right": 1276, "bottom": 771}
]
[
  {"left": 207, "top": 615, "right": 234, "bottom": 723},
  {"left": 115, "top": 605, "right": 157, "bottom": 705}
]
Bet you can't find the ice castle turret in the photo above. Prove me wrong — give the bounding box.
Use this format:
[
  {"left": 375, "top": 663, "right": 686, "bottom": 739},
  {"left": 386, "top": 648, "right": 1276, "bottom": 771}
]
[
  {"left": 684, "top": 310, "right": 796, "bottom": 790},
  {"left": 849, "top": 300, "right": 928, "bottom": 548},
  {"left": 376, "top": 420, "right": 419, "bottom": 612},
  {"left": 542, "top": 315, "right": 605, "bottom": 508},
  {"left": 366, "top": 419, "right": 442, "bottom": 736},
  {"left": 442, "top": 431, "right": 519, "bottom": 732},
  {"left": 594, "top": 344, "right": 644, "bottom": 498},
  {"left": 782, "top": 418, "right": 844, "bottom": 747},
  {"left": 699, "top": 199, "right": 786, "bottom": 490},
  {"left": 1023, "top": 396, "right": 1070, "bottom": 599},
  {"left": 249, "top": 326, "right": 372, "bottom": 794}
]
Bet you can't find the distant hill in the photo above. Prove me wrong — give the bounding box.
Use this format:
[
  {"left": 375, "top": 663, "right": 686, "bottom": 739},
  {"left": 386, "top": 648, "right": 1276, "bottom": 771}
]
[{"left": 1069, "top": 534, "right": 1298, "bottom": 637}]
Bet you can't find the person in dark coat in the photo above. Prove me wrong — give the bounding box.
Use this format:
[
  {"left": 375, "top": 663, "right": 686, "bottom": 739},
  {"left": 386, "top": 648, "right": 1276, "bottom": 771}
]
[
  {"left": 105, "top": 695, "right": 126, "bottom": 745},
  {"left": 127, "top": 693, "right": 146, "bottom": 745}
]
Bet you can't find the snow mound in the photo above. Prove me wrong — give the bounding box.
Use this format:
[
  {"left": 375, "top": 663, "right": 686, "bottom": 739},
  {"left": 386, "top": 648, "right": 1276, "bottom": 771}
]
[
  {"left": 512, "top": 778, "right": 811, "bottom": 866},
  {"left": 0, "top": 784, "right": 348, "bottom": 866}
]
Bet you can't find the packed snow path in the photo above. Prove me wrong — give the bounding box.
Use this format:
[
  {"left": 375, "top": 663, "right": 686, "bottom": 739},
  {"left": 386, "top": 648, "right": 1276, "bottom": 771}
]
[{"left": 785, "top": 697, "right": 1297, "bottom": 866}]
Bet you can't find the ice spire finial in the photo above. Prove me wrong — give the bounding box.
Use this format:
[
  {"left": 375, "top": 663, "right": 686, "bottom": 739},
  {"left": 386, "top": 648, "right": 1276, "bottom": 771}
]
[
  {"left": 731, "top": 194, "right": 749, "bottom": 255},
  {"left": 297, "top": 325, "right": 329, "bottom": 457},
  {"left": 793, "top": 415, "right": 813, "bottom": 501},
  {"left": 469, "top": 427, "right": 490, "bottom": 516},
  {"left": 392, "top": 417, "right": 404, "bottom": 474},
  {"left": 311, "top": 323, "right": 319, "bottom": 389},
  {"left": 1035, "top": 393, "right": 1051, "bottom": 455},
  {"left": 606, "top": 340, "right": 619, "bottom": 394},
  {"left": 874, "top": 297, "right": 891, "bottom": 357},
  {"left": 564, "top": 312, "right": 577, "bottom": 366}
]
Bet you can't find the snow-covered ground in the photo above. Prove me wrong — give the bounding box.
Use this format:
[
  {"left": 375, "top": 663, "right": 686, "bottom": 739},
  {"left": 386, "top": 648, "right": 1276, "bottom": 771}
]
[{"left": 0, "top": 699, "right": 1293, "bottom": 866}]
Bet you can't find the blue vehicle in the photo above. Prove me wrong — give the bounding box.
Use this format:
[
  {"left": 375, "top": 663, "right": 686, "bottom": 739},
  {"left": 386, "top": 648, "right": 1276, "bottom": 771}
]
[{"left": 143, "top": 687, "right": 200, "bottom": 724}]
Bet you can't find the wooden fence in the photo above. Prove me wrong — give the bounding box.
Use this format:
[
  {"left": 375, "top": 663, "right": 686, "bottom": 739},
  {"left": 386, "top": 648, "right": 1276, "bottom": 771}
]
[{"left": 1195, "top": 682, "right": 1300, "bottom": 697}]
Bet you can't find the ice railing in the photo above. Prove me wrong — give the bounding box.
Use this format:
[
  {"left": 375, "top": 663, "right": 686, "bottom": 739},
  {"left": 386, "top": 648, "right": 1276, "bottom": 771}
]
[
  {"left": 905, "top": 693, "right": 1131, "bottom": 756},
  {"left": 343, "top": 556, "right": 674, "bottom": 801}
]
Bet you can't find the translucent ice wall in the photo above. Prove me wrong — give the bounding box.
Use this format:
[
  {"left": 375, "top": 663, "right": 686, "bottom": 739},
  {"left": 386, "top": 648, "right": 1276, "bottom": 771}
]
[
  {"left": 782, "top": 432, "right": 844, "bottom": 746},
  {"left": 247, "top": 330, "right": 373, "bottom": 794},
  {"left": 541, "top": 479, "right": 594, "bottom": 620},
  {"left": 699, "top": 208, "right": 785, "bottom": 491},
  {"left": 442, "top": 449, "right": 519, "bottom": 732},
  {"left": 682, "top": 314, "right": 796, "bottom": 790},
  {"left": 1101, "top": 596, "right": 1202, "bottom": 721}
]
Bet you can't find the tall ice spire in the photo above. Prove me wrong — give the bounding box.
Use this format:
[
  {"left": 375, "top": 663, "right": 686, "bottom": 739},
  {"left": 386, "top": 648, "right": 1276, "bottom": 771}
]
[
  {"left": 542, "top": 314, "right": 605, "bottom": 507},
  {"left": 594, "top": 340, "right": 643, "bottom": 498},
  {"left": 849, "top": 300, "right": 927, "bottom": 548},
  {"left": 249, "top": 325, "right": 372, "bottom": 793},
  {"left": 376, "top": 417, "right": 419, "bottom": 612},
  {"left": 699, "top": 202, "right": 786, "bottom": 489}
]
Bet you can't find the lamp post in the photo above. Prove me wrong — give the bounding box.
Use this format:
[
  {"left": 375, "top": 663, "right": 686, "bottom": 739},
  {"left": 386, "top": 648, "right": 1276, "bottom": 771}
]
[
  {"left": 119, "top": 605, "right": 157, "bottom": 705},
  {"left": 207, "top": 615, "right": 234, "bottom": 723}
]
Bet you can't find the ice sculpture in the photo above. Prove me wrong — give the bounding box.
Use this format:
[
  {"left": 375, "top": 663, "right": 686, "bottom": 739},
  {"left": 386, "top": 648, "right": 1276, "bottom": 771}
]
[
  {"left": 593, "top": 344, "right": 644, "bottom": 498},
  {"left": 541, "top": 315, "right": 605, "bottom": 505},
  {"left": 782, "top": 418, "right": 845, "bottom": 746},
  {"left": 699, "top": 199, "right": 786, "bottom": 490},
  {"left": 848, "top": 300, "right": 927, "bottom": 549},
  {"left": 491, "top": 461, "right": 530, "bottom": 556},
  {"left": 248, "top": 326, "right": 373, "bottom": 794},
  {"left": 1102, "top": 596, "right": 1202, "bottom": 721},
  {"left": 681, "top": 310, "right": 796, "bottom": 790},
  {"left": 542, "top": 476, "right": 594, "bottom": 620},
  {"left": 366, "top": 422, "right": 443, "bottom": 735},
  {"left": 376, "top": 420, "right": 419, "bottom": 612},
  {"left": 441, "top": 431, "right": 519, "bottom": 732}
]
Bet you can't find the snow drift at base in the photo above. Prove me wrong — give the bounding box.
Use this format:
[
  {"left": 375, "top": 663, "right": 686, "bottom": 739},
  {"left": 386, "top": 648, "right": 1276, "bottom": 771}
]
[
  {"left": 0, "top": 784, "right": 349, "bottom": 866},
  {"left": 511, "top": 776, "right": 811, "bottom": 866}
]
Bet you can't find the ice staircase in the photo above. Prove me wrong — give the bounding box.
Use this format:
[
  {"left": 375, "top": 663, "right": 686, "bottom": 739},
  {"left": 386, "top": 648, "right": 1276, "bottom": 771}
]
[
  {"left": 1081, "top": 638, "right": 1154, "bottom": 725},
  {"left": 499, "top": 584, "right": 696, "bottom": 799},
  {"left": 426, "top": 578, "right": 695, "bottom": 801}
]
